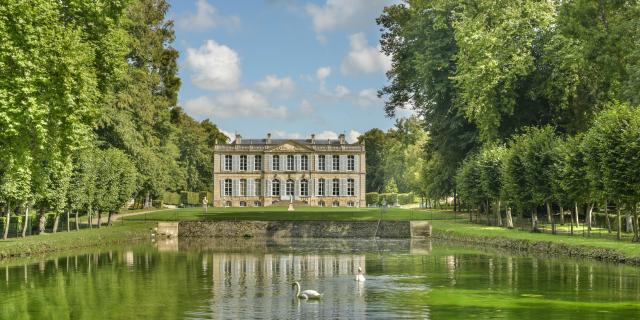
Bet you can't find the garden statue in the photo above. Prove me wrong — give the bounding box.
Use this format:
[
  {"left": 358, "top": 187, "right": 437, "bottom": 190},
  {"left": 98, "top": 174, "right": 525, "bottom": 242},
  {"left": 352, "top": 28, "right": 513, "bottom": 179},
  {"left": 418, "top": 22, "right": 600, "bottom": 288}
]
[{"left": 202, "top": 196, "right": 208, "bottom": 213}]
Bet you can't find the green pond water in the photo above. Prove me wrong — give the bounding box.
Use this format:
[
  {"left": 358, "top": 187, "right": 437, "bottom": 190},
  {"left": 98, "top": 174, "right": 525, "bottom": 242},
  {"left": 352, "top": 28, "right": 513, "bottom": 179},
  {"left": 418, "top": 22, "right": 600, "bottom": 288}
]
[{"left": 1, "top": 238, "right": 640, "bottom": 319}]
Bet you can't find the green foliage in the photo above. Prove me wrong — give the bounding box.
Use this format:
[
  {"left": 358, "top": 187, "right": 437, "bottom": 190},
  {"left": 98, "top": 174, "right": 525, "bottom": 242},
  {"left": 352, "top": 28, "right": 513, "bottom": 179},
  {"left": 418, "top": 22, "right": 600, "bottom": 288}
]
[
  {"left": 455, "top": 154, "right": 484, "bottom": 208},
  {"left": 365, "top": 192, "right": 379, "bottom": 206},
  {"left": 384, "top": 178, "right": 399, "bottom": 194},
  {"left": 380, "top": 193, "right": 398, "bottom": 206},
  {"left": 94, "top": 148, "right": 137, "bottom": 213},
  {"left": 162, "top": 192, "right": 181, "bottom": 206},
  {"left": 398, "top": 193, "right": 415, "bottom": 205},
  {"left": 180, "top": 191, "right": 200, "bottom": 206}
]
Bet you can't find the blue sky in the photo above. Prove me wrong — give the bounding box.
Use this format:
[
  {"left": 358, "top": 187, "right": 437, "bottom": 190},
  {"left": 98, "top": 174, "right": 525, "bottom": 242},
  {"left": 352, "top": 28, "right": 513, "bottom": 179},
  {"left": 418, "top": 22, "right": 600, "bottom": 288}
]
[{"left": 168, "top": 0, "right": 409, "bottom": 142}]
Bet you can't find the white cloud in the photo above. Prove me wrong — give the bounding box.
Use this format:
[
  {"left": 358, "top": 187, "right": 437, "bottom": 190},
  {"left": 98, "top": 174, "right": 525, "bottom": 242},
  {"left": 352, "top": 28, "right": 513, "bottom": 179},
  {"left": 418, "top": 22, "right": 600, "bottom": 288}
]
[
  {"left": 348, "top": 130, "right": 362, "bottom": 143},
  {"left": 299, "top": 99, "right": 315, "bottom": 115},
  {"left": 256, "top": 75, "right": 295, "bottom": 96},
  {"left": 178, "top": 0, "right": 241, "bottom": 31},
  {"left": 315, "top": 130, "right": 339, "bottom": 140},
  {"left": 334, "top": 85, "right": 350, "bottom": 98},
  {"left": 357, "top": 88, "right": 381, "bottom": 106},
  {"left": 185, "top": 40, "right": 241, "bottom": 91},
  {"left": 316, "top": 66, "right": 332, "bottom": 80},
  {"left": 219, "top": 129, "right": 234, "bottom": 142},
  {"left": 184, "top": 90, "right": 288, "bottom": 119},
  {"left": 341, "top": 33, "right": 391, "bottom": 75},
  {"left": 273, "top": 130, "right": 303, "bottom": 139},
  {"left": 306, "top": 0, "right": 396, "bottom": 34}
]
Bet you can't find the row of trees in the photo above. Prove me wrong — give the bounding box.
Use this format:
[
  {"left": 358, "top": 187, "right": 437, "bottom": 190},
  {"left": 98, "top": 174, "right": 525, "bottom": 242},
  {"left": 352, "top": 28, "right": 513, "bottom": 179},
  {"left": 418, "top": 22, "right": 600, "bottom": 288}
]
[
  {"left": 455, "top": 103, "right": 640, "bottom": 240},
  {"left": 0, "top": 1, "right": 227, "bottom": 238},
  {"left": 377, "top": 0, "right": 640, "bottom": 207}
]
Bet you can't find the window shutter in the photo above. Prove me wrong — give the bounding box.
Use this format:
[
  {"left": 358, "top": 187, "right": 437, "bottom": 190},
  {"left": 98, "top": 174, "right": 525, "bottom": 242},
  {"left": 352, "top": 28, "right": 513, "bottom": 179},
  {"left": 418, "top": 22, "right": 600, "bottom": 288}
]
[
  {"left": 247, "top": 179, "right": 254, "bottom": 196},
  {"left": 354, "top": 179, "right": 359, "bottom": 197},
  {"left": 340, "top": 178, "right": 347, "bottom": 196},
  {"left": 315, "top": 179, "right": 320, "bottom": 196},
  {"left": 354, "top": 155, "right": 359, "bottom": 172},
  {"left": 266, "top": 180, "right": 272, "bottom": 197},
  {"left": 265, "top": 155, "right": 271, "bottom": 172},
  {"left": 249, "top": 155, "right": 255, "bottom": 171},
  {"left": 295, "top": 179, "right": 300, "bottom": 197},
  {"left": 220, "top": 180, "right": 225, "bottom": 197},
  {"left": 314, "top": 154, "right": 319, "bottom": 171},
  {"left": 339, "top": 155, "right": 347, "bottom": 172},
  {"left": 231, "top": 155, "right": 237, "bottom": 172}
]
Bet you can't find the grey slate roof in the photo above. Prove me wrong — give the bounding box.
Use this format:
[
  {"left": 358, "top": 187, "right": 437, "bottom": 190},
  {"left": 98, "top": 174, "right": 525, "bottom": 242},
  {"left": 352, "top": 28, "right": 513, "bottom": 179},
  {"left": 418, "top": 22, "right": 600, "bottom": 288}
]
[{"left": 233, "top": 139, "right": 344, "bottom": 145}]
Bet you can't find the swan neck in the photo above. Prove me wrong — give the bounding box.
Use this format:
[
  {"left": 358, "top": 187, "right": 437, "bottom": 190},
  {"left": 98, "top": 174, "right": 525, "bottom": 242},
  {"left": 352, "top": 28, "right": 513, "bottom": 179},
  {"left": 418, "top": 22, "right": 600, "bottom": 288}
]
[{"left": 294, "top": 282, "right": 300, "bottom": 296}]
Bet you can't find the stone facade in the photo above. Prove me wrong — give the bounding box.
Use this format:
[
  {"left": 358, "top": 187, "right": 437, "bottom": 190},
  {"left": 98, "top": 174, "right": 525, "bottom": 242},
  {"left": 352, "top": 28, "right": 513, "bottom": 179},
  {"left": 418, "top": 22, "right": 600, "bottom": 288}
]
[{"left": 213, "top": 133, "right": 366, "bottom": 207}]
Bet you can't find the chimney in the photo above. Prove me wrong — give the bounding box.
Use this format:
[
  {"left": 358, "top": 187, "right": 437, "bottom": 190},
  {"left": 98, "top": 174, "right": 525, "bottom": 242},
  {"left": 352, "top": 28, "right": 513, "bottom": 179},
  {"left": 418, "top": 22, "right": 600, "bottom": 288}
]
[
  {"left": 311, "top": 134, "right": 316, "bottom": 144},
  {"left": 266, "top": 133, "right": 272, "bottom": 144},
  {"left": 339, "top": 133, "right": 346, "bottom": 144},
  {"left": 234, "top": 134, "right": 242, "bottom": 144}
]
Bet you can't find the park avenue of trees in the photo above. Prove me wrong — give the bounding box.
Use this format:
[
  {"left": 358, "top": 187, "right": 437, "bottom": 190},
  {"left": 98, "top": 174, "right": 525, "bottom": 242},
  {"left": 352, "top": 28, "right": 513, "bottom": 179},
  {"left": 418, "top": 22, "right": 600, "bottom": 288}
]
[
  {"left": 375, "top": 0, "right": 640, "bottom": 240},
  {"left": 0, "top": 0, "right": 227, "bottom": 239}
]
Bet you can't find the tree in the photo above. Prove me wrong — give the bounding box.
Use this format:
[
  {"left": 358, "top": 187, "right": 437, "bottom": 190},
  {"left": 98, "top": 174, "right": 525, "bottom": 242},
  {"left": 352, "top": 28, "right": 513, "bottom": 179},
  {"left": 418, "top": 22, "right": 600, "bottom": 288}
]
[
  {"left": 477, "top": 145, "right": 508, "bottom": 227},
  {"left": 94, "top": 149, "right": 137, "bottom": 227}
]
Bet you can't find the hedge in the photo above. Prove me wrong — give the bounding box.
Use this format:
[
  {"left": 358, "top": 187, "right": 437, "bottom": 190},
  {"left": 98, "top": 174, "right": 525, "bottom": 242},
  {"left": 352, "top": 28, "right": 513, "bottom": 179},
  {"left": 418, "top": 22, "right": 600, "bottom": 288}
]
[
  {"left": 162, "top": 191, "right": 181, "bottom": 205},
  {"left": 365, "top": 192, "right": 379, "bottom": 205},
  {"left": 180, "top": 191, "right": 200, "bottom": 206},
  {"left": 380, "top": 193, "right": 398, "bottom": 206},
  {"left": 398, "top": 193, "right": 415, "bottom": 205},
  {"left": 199, "top": 191, "right": 213, "bottom": 204}
]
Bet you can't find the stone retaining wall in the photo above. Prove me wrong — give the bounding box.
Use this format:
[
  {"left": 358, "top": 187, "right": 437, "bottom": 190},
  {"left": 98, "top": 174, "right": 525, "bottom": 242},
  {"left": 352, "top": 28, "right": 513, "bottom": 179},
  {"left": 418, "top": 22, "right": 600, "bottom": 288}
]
[{"left": 178, "top": 220, "right": 412, "bottom": 239}]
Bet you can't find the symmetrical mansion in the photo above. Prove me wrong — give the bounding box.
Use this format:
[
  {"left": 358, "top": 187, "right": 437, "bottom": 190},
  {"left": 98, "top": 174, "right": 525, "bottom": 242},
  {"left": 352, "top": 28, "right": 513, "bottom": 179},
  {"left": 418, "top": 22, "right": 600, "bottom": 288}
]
[{"left": 212, "top": 133, "right": 366, "bottom": 207}]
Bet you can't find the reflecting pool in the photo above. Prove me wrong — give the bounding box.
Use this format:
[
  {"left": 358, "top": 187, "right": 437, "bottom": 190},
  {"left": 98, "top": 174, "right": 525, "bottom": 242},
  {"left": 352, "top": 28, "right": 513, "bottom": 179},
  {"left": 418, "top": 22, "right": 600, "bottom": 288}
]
[{"left": 1, "top": 238, "right": 640, "bottom": 319}]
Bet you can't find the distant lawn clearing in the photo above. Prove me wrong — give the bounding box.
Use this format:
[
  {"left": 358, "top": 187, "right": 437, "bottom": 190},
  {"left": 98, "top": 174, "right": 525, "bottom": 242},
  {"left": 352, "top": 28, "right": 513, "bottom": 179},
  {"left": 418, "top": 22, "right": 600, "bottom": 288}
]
[{"left": 122, "top": 207, "right": 461, "bottom": 222}]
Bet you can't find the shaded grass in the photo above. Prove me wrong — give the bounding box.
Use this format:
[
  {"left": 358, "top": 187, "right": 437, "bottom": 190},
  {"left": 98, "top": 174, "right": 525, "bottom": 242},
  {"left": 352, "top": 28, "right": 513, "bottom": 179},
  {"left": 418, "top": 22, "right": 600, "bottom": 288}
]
[{"left": 0, "top": 222, "right": 154, "bottom": 260}]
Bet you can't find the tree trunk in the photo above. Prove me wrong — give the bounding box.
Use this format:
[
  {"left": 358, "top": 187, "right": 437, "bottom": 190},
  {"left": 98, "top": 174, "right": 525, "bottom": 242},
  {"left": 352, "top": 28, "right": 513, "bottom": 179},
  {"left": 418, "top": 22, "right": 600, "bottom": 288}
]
[
  {"left": 97, "top": 211, "right": 102, "bottom": 228},
  {"left": 548, "top": 202, "right": 555, "bottom": 234},
  {"left": 559, "top": 205, "right": 565, "bottom": 225},
  {"left": 505, "top": 207, "right": 513, "bottom": 229},
  {"left": 453, "top": 189, "right": 457, "bottom": 212},
  {"left": 88, "top": 208, "right": 93, "bottom": 229},
  {"left": 569, "top": 206, "right": 574, "bottom": 236},
  {"left": 486, "top": 201, "right": 491, "bottom": 226},
  {"left": 586, "top": 202, "right": 594, "bottom": 236},
  {"left": 107, "top": 211, "right": 114, "bottom": 226},
  {"left": 574, "top": 202, "right": 580, "bottom": 228},
  {"left": 37, "top": 207, "right": 46, "bottom": 235},
  {"left": 625, "top": 212, "right": 633, "bottom": 233},
  {"left": 21, "top": 206, "right": 29, "bottom": 238},
  {"left": 496, "top": 200, "right": 503, "bottom": 227},
  {"left": 52, "top": 214, "right": 60, "bottom": 233},
  {"left": 604, "top": 200, "right": 611, "bottom": 233},
  {"left": 546, "top": 203, "right": 552, "bottom": 224},
  {"left": 617, "top": 206, "right": 621, "bottom": 240},
  {"left": 75, "top": 210, "right": 79, "bottom": 231},
  {"left": 144, "top": 192, "right": 151, "bottom": 209},
  {"left": 633, "top": 204, "right": 639, "bottom": 242},
  {"left": 531, "top": 208, "right": 538, "bottom": 232},
  {"left": 3, "top": 205, "right": 11, "bottom": 240},
  {"left": 66, "top": 209, "right": 70, "bottom": 232}
]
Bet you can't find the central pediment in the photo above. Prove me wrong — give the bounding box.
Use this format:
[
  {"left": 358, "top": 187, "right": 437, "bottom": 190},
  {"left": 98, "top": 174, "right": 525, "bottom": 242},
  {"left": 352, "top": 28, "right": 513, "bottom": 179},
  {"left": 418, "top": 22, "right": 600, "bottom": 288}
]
[{"left": 266, "top": 140, "right": 314, "bottom": 153}]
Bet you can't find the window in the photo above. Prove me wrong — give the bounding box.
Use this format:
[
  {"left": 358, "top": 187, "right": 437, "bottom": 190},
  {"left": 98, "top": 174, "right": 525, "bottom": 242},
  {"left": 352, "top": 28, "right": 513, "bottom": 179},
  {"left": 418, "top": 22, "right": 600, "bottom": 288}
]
[
  {"left": 272, "top": 179, "right": 280, "bottom": 196},
  {"left": 286, "top": 179, "right": 294, "bottom": 196},
  {"left": 300, "top": 179, "right": 309, "bottom": 196},
  {"left": 301, "top": 155, "right": 308, "bottom": 171},
  {"left": 347, "top": 155, "right": 355, "bottom": 171},
  {"left": 318, "top": 155, "right": 326, "bottom": 171},
  {"left": 332, "top": 178, "right": 340, "bottom": 196},
  {"left": 239, "top": 201, "right": 247, "bottom": 207},
  {"left": 254, "top": 155, "right": 262, "bottom": 171},
  {"left": 287, "top": 155, "right": 294, "bottom": 171},
  {"left": 255, "top": 179, "right": 261, "bottom": 196},
  {"left": 347, "top": 201, "right": 354, "bottom": 207},
  {"left": 240, "top": 179, "right": 247, "bottom": 196},
  {"left": 332, "top": 155, "right": 340, "bottom": 171},
  {"left": 272, "top": 155, "right": 280, "bottom": 171},
  {"left": 332, "top": 200, "right": 339, "bottom": 207},
  {"left": 318, "top": 178, "right": 325, "bottom": 196},
  {"left": 224, "top": 179, "right": 232, "bottom": 196},
  {"left": 224, "top": 155, "right": 232, "bottom": 171},
  {"left": 225, "top": 201, "right": 232, "bottom": 207},
  {"left": 254, "top": 201, "right": 261, "bottom": 207},
  {"left": 318, "top": 200, "right": 325, "bottom": 207},
  {"left": 347, "top": 179, "right": 355, "bottom": 196},
  {"left": 240, "top": 155, "right": 247, "bottom": 171}
]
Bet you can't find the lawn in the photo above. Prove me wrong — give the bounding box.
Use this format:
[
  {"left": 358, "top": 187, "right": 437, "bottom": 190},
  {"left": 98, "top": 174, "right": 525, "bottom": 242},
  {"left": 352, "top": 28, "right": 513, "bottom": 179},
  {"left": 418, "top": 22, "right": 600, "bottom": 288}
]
[{"left": 122, "top": 206, "right": 463, "bottom": 222}]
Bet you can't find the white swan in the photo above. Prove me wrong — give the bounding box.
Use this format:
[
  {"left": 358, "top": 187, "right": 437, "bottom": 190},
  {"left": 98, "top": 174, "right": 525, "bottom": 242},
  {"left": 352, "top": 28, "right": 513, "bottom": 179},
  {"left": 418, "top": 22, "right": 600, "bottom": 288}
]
[
  {"left": 356, "top": 266, "right": 366, "bottom": 282},
  {"left": 292, "top": 281, "right": 322, "bottom": 299}
]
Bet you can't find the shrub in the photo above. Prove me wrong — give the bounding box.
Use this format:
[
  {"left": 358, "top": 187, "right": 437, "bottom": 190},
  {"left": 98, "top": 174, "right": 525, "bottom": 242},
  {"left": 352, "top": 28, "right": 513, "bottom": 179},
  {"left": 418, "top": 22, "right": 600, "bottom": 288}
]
[
  {"left": 180, "top": 191, "right": 200, "bottom": 206},
  {"left": 162, "top": 192, "right": 181, "bottom": 205},
  {"left": 366, "top": 192, "right": 379, "bottom": 206},
  {"left": 398, "top": 193, "right": 415, "bottom": 205},
  {"left": 380, "top": 193, "right": 398, "bottom": 206}
]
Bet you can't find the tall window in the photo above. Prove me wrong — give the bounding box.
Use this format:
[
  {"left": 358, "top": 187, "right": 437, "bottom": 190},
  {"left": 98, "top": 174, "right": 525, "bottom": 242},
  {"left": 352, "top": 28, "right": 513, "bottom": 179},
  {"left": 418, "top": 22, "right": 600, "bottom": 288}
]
[
  {"left": 332, "top": 155, "right": 340, "bottom": 171},
  {"left": 347, "top": 179, "right": 355, "bottom": 196},
  {"left": 332, "top": 178, "right": 340, "bottom": 196},
  {"left": 224, "top": 155, "right": 232, "bottom": 171},
  {"left": 286, "top": 179, "right": 294, "bottom": 196},
  {"left": 255, "top": 179, "right": 261, "bottom": 196},
  {"left": 318, "top": 178, "right": 325, "bottom": 196},
  {"left": 254, "top": 155, "right": 262, "bottom": 171},
  {"left": 347, "top": 155, "right": 355, "bottom": 171},
  {"left": 287, "top": 155, "right": 294, "bottom": 171},
  {"left": 272, "top": 155, "right": 280, "bottom": 171},
  {"left": 318, "top": 155, "right": 326, "bottom": 171},
  {"left": 272, "top": 179, "right": 280, "bottom": 196},
  {"left": 224, "top": 179, "right": 232, "bottom": 196},
  {"left": 240, "top": 179, "right": 247, "bottom": 196},
  {"left": 300, "top": 179, "right": 309, "bottom": 196},
  {"left": 301, "top": 155, "right": 309, "bottom": 171},
  {"left": 240, "top": 155, "right": 247, "bottom": 171}
]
